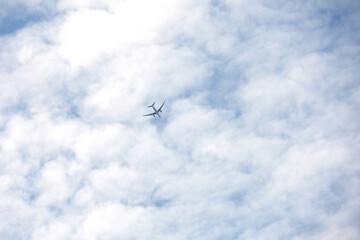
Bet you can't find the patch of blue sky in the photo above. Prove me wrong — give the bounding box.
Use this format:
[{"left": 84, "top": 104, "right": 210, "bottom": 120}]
[
  {"left": 206, "top": 65, "right": 245, "bottom": 112},
  {"left": 152, "top": 117, "right": 168, "bottom": 132},
  {"left": 250, "top": 211, "right": 283, "bottom": 232},
  {"left": 11, "top": 182, "right": 38, "bottom": 206},
  {"left": 153, "top": 198, "right": 170, "bottom": 208},
  {"left": 0, "top": 228, "right": 26, "bottom": 240},
  {"left": 148, "top": 186, "right": 171, "bottom": 208},
  {"left": 1, "top": 99, "right": 30, "bottom": 119},
  {"left": 174, "top": 36, "right": 245, "bottom": 112},
  {"left": 209, "top": 0, "right": 230, "bottom": 17},
  {"left": 228, "top": 191, "right": 245, "bottom": 204},
  {"left": 287, "top": 220, "right": 321, "bottom": 239},
  {"left": 54, "top": 87, "right": 84, "bottom": 119},
  {"left": 0, "top": 12, "right": 40, "bottom": 35},
  {"left": 247, "top": 211, "right": 320, "bottom": 239},
  {"left": 316, "top": 175, "right": 352, "bottom": 214},
  {"left": 323, "top": 9, "right": 360, "bottom": 48},
  {"left": 48, "top": 205, "right": 65, "bottom": 216},
  {"left": 0, "top": 3, "right": 57, "bottom": 36}
]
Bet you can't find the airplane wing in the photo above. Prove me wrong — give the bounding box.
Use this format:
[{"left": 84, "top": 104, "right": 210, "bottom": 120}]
[
  {"left": 143, "top": 112, "right": 155, "bottom": 117},
  {"left": 158, "top": 101, "right": 166, "bottom": 111}
]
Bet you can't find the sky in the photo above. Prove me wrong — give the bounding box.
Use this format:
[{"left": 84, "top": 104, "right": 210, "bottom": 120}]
[{"left": 0, "top": 0, "right": 359, "bottom": 239}]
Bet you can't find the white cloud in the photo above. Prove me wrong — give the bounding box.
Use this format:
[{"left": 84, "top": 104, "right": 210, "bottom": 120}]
[
  {"left": 76, "top": 203, "right": 146, "bottom": 239},
  {"left": 0, "top": 0, "right": 359, "bottom": 239},
  {"left": 35, "top": 159, "right": 72, "bottom": 206},
  {"left": 57, "top": 0, "right": 192, "bottom": 68}
]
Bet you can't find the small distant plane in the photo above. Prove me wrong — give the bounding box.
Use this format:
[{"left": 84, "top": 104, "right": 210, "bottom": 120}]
[{"left": 143, "top": 101, "right": 165, "bottom": 118}]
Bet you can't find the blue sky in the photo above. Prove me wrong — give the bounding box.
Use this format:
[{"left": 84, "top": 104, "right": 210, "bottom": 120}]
[
  {"left": 0, "top": 0, "right": 359, "bottom": 239},
  {"left": 0, "top": 0, "right": 57, "bottom": 35}
]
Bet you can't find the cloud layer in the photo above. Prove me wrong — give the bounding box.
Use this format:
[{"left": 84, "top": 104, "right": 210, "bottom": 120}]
[{"left": 0, "top": 0, "right": 359, "bottom": 239}]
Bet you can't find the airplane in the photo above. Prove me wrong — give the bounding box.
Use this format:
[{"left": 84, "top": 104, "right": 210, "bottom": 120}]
[{"left": 143, "top": 101, "right": 165, "bottom": 118}]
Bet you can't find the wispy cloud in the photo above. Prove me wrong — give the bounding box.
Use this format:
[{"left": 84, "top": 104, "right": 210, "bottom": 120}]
[{"left": 0, "top": 0, "right": 359, "bottom": 239}]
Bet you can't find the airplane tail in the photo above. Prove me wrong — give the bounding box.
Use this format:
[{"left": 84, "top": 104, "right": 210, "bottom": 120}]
[{"left": 148, "top": 102, "right": 155, "bottom": 107}]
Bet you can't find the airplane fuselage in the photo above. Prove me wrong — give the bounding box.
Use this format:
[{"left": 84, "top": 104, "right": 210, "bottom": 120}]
[{"left": 151, "top": 106, "right": 161, "bottom": 118}]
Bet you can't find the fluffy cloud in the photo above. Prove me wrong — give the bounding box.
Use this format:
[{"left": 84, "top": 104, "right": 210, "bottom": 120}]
[{"left": 0, "top": 0, "right": 359, "bottom": 239}]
